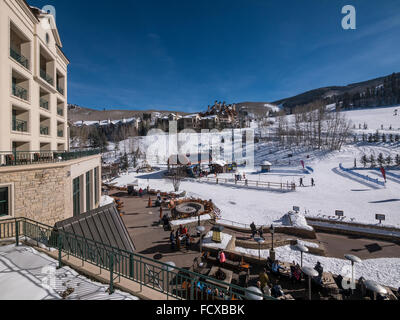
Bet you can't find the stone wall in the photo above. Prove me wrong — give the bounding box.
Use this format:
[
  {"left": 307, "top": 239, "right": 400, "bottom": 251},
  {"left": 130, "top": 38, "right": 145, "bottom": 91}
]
[{"left": 0, "top": 166, "right": 71, "bottom": 226}]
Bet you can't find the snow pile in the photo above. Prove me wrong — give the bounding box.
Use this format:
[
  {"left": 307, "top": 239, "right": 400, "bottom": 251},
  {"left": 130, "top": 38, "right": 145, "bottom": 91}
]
[
  {"left": 202, "top": 232, "right": 232, "bottom": 250},
  {"left": 100, "top": 195, "right": 115, "bottom": 207},
  {"left": 281, "top": 211, "right": 314, "bottom": 231},
  {"left": 235, "top": 245, "right": 400, "bottom": 288},
  {"left": 0, "top": 245, "right": 138, "bottom": 300},
  {"left": 170, "top": 215, "right": 212, "bottom": 226}
]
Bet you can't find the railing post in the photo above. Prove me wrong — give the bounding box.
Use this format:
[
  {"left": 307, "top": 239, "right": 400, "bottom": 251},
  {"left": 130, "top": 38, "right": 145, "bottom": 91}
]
[
  {"left": 190, "top": 279, "right": 195, "bottom": 300},
  {"left": 57, "top": 234, "right": 63, "bottom": 269},
  {"left": 15, "top": 220, "right": 19, "bottom": 246},
  {"left": 129, "top": 253, "right": 134, "bottom": 278},
  {"left": 109, "top": 253, "right": 115, "bottom": 295}
]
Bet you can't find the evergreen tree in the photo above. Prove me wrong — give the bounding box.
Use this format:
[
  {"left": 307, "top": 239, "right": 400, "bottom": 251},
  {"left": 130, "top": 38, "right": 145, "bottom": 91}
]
[
  {"left": 377, "top": 153, "right": 385, "bottom": 166},
  {"left": 370, "top": 155, "right": 376, "bottom": 168},
  {"left": 361, "top": 155, "right": 368, "bottom": 168}
]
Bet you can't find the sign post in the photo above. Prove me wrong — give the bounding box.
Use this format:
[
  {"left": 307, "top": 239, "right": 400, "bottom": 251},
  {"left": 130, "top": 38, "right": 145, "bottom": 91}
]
[
  {"left": 335, "top": 210, "right": 344, "bottom": 218},
  {"left": 375, "top": 214, "right": 386, "bottom": 224}
]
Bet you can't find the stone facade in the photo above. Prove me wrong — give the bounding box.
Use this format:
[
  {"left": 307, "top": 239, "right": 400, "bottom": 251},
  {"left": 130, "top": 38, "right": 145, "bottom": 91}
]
[
  {"left": 0, "top": 166, "right": 70, "bottom": 225},
  {"left": 0, "top": 155, "right": 101, "bottom": 226}
]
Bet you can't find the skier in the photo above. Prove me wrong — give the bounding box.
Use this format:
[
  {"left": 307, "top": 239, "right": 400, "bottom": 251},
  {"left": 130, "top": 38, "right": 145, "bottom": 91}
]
[
  {"left": 311, "top": 178, "right": 315, "bottom": 187},
  {"left": 299, "top": 178, "right": 304, "bottom": 187}
]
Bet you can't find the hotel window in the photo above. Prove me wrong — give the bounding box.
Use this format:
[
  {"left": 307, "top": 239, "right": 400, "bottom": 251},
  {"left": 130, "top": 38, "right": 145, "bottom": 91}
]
[
  {"left": 73, "top": 177, "right": 80, "bottom": 217},
  {"left": 86, "top": 171, "right": 92, "bottom": 211},
  {"left": 0, "top": 187, "right": 10, "bottom": 217}
]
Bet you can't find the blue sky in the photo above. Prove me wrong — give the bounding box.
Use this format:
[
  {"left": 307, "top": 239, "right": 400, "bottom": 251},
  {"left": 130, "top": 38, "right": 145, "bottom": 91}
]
[{"left": 30, "top": 0, "right": 400, "bottom": 112}]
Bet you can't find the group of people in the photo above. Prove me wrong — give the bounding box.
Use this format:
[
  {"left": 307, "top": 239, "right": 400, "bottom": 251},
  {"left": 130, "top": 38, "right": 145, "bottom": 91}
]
[
  {"left": 257, "top": 268, "right": 285, "bottom": 298},
  {"left": 299, "top": 178, "right": 315, "bottom": 187},
  {"left": 170, "top": 225, "right": 192, "bottom": 251},
  {"left": 234, "top": 173, "right": 246, "bottom": 182},
  {"left": 250, "top": 222, "right": 264, "bottom": 240}
]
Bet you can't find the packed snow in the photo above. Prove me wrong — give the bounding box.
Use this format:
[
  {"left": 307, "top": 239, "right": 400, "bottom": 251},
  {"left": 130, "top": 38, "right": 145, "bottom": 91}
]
[{"left": 0, "top": 245, "right": 139, "bottom": 300}]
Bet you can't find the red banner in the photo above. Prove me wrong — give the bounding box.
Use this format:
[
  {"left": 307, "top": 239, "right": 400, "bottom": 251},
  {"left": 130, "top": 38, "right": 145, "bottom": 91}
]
[
  {"left": 301, "top": 160, "right": 305, "bottom": 169},
  {"left": 380, "top": 167, "right": 386, "bottom": 182}
]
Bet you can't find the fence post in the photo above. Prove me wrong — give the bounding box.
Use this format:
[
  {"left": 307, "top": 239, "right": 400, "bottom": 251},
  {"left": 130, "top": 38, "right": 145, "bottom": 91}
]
[
  {"left": 129, "top": 253, "right": 134, "bottom": 278},
  {"left": 190, "top": 279, "right": 195, "bottom": 300},
  {"left": 109, "top": 253, "right": 115, "bottom": 294},
  {"left": 15, "top": 220, "right": 19, "bottom": 246},
  {"left": 57, "top": 234, "right": 62, "bottom": 269}
]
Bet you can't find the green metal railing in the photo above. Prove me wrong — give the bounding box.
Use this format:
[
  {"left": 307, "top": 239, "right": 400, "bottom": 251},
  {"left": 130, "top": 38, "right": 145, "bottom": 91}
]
[
  {"left": 12, "top": 119, "right": 28, "bottom": 133},
  {"left": 40, "top": 126, "right": 49, "bottom": 135},
  {"left": 0, "top": 149, "right": 101, "bottom": 167},
  {"left": 0, "top": 217, "right": 273, "bottom": 301},
  {"left": 10, "top": 48, "right": 29, "bottom": 69},
  {"left": 12, "top": 83, "right": 28, "bottom": 100},
  {"left": 40, "top": 69, "right": 53, "bottom": 85},
  {"left": 40, "top": 98, "right": 49, "bottom": 110}
]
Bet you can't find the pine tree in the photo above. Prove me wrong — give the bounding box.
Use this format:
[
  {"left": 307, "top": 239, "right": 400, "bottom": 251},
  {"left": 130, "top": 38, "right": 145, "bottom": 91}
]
[
  {"left": 361, "top": 155, "right": 368, "bottom": 168},
  {"left": 396, "top": 154, "right": 400, "bottom": 166},
  {"left": 377, "top": 153, "right": 385, "bottom": 166},
  {"left": 386, "top": 155, "right": 392, "bottom": 166},
  {"left": 370, "top": 155, "right": 376, "bottom": 168}
]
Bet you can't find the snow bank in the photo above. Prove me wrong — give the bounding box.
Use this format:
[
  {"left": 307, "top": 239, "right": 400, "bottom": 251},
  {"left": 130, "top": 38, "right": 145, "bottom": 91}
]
[
  {"left": 281, "top": 211, "right": 314, "bottom": 231},
  {"left": 100, "top": 195, "right": 115, "bottom": 207}
]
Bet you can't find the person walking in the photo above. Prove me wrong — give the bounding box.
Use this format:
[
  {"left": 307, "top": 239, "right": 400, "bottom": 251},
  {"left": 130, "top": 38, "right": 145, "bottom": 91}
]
[
  {"left": 311, "top": 178, "right": 315, "bottom": 187},
  {"left": 299, "top": 178, "right": 304, "bottom": 187},
  {"left": 258, "top": 227, "right": 264, "bottom": 240}
]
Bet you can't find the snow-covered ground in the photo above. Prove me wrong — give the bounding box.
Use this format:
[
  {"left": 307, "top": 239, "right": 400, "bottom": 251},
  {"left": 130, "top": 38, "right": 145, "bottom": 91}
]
[
  {"left": 235, "top": 245, "right": 400, "bottom": 289},
  {"left": 0, "top": 245, "right": 139, "bottom": 300},
  {"left": 105, "top": 105, "right": 400, "bottom": 229},
  {"left": 109, "top": 141, "right": 400, "bottom": 229}
]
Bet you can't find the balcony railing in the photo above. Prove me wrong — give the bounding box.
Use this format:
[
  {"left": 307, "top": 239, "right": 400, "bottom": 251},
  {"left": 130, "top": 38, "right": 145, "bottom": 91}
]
[
  {"left": 10, "top": 48, "right": 29, "bottom": 69},
  {"left": 0, "top": 217, "right": 274, "bottom": 301},
  {"left": 57, "top": 85, "right": 64, "bottom": 95},
  {"left": 12, "top": 119, "right": 28, "bottom": 133},
  {"left": 57, "top": 107, "right": 64, "bottom": 116},
  {"left": 57, "top": 130, "right": 64, "bottom": 138},
  {"left": 40, "top": 98, "right": 49, "bottom": 110},
  {"left": 0, "top": 149, "right": 101, "bottom": 167},
  {"left": 12, "top": 83, "right": 28, "bottom": 101},
  {"left": 40, "top": 126, "right": 49, "bottom": 135},
  {"left": 40, "top": 69, "right": 53, "bottom": 85}
]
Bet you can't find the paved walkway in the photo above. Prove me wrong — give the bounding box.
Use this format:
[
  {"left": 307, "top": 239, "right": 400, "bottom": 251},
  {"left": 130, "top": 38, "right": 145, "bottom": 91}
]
[{"left": 113, "top": 191, "right": 204, "bottom": 269}]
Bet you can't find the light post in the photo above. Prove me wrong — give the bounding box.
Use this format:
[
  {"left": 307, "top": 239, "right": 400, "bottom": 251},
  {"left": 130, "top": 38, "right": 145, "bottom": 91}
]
[
  {"left": 302, "top": 267, "right": 318, "bottom": 300},
  {"left": 294, "top": 244, "right": 309, "bottom": 268},
  {"left": 196, "top": 226, "right": 206, "bottom": 253},
  {"left": 344, "top": 254, "right": 362, "bottom": 294},
  {"left": 269, "top": 224, "right": 275, "bottom": 260},
  {"left": 255, "top": 238, "right": 265, "bottom": 261}
]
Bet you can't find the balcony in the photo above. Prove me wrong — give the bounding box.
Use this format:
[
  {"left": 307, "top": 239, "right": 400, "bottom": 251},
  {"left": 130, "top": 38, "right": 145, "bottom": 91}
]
[
  {"left": 57, "top": 85, "right": 64, "bottom": 95},
  {"left": 40, "top": 126, "right": 49, "bottom": 136},
  {"left": 40, "top": 69, "right": 53, "bottom": 86},
  {"left": 40, "top": 98, "right": 49, "bottom": 110},
  {"left": 10, "top": 48, "right": 29, "bottom": 69},
  {"left": 12, "top": 119, "right": 28, "bottom": 133},
  {"left": 0, "top": 149, "right": 101, "bottom": 167},
  {"left": 57, "top": 107, "right": 64, "bottom": 117},
  {"left": 12, "top": 83, "right": 28, "bottom": 101}
]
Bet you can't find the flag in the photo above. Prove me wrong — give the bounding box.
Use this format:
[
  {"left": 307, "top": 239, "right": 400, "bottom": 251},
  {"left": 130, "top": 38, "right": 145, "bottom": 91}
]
[
  {"left": 301, "top": 160, "right": 305, "bottom": 169},
  {"left": 380, "top": 167, "right": 386, "bottom": 182}
]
